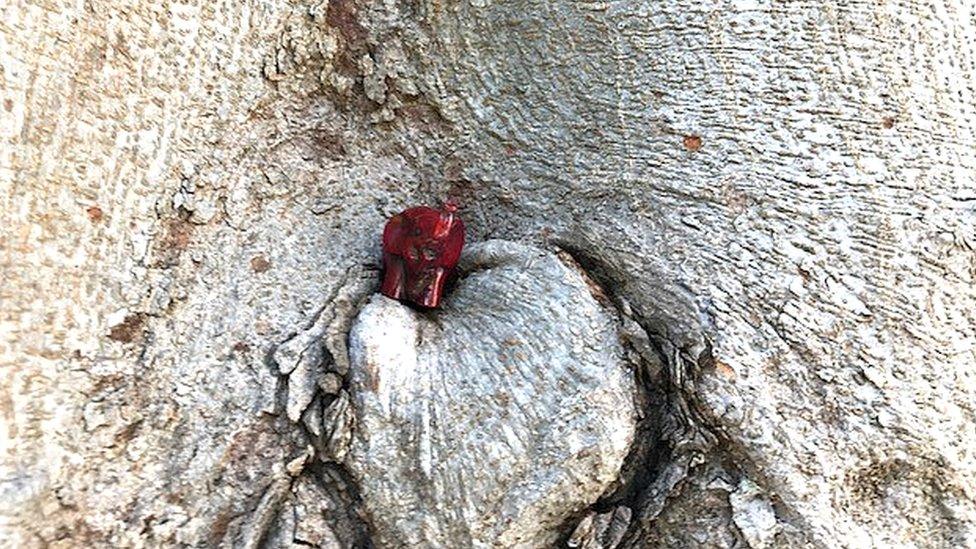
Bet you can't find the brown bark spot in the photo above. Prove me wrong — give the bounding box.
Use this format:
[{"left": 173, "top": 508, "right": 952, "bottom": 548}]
[
  {"left": 714, "top": 360, "right": 736, "bottom": 379},
  {"left": 309, "top": 129, "right": 347, "bottom": 159},
  {"left": 327, "top": 0, "right": 367, "bottom": 49},
  {"left": 446, "top": 178, "right": 475, "bottom": 207},
  {"left": 0, "top": 385, "right": 14, "bottom": 439},
  {"left": 86, "top": 205, "right": 103, "bottom": 222},
  {"left": 250, "top": 255, "right": 272, "bottom": 273},
  {"left": 166, "top": 220, "right": 192, "bottom": 249},
  {"left": 208, "top": 508, "right": 235, "bottom": 546},
  {"left": 881, "top": 116, "right": 896, "bottom": 129},
  {"left": 108, "top": 314, "right": 146, "bottom": 343},
  {"left": 154, "top": 218, "right": 194, "bottom": 267},
  {"left": 3, "top": 99, "right": 12, "bottom": 112},
  {"left": 444, "top": 159, "right": 464, "bottom": 182},
  {"left": 683, "top": 134, "right": 703, "bottom": 151},
  {"left": 113, "top": 420, "right": 143, "bottom": 445},
  {"left": 91, "top": 373, "right": 126, "bottom": 394},
  {"left": 400, "top": 100, "right": 451, "bottom": 132},
  {"left": 365, "top": 360, "right": 380, "bottom": 392}
]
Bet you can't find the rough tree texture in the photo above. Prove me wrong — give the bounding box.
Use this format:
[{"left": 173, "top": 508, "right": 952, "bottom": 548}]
[
  {"left": 347, "top": 242, "right": 636, "bottom": 547},
  {"left": 1, "top": 0, "right": 974, "bottom": 547}
]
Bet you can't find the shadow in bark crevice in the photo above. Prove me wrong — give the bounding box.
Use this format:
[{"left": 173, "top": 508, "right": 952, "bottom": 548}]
[
  {"left": 305, "top": 460, "right": 376, "bottom": 548},
  {"left": 553, "top": 239, "right": 720, "bottom": 547},
  {"left": 269, "top": 235, "right": 722, "bottom": 548}
]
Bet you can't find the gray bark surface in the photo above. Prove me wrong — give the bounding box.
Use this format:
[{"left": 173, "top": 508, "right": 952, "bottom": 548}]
[
  {"left": 346, "top": 242, "right": 636, "bottom": 548},
  {"left": 2, "top": 0, "right": 975, "bottom": 547}
]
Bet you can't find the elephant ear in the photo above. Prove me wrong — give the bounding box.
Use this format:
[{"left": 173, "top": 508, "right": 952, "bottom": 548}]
[{"left": 345, "top": 240, "right": 638, "bottom": 548}]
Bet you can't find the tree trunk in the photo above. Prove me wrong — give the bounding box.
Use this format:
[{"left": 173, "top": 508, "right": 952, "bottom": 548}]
[{"left": 2, "top": 0, "right": 974, "bottom": 547}]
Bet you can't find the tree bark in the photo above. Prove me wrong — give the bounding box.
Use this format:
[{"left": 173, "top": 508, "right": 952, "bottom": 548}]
[{"left": 2, "top": 0, "right": 974, "bottom": 547}]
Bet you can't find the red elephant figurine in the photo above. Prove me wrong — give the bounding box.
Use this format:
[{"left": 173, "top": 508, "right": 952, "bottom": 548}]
[{"left": 380, "top": 202, "right": 465, "bottom": 308}]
